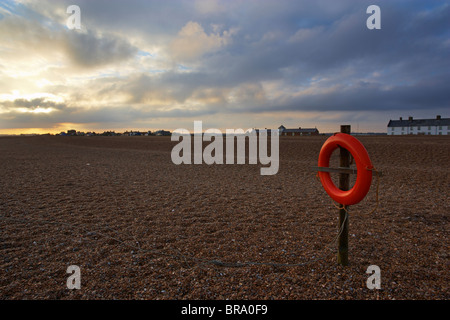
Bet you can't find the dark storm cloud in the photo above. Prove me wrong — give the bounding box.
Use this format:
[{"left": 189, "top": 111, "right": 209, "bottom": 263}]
[
  {"left": 0, "top": 8, "right": 138, "bottom": 69},
  {"left": 64, "top": 30, "right": 138, "bottom": 68},
  {"left": 106, "top": 0, "right": 450, "bottom": 114},
  {"left": 1, "top": 98, "right": 67, "bottom": 111},
  {"left": 270, "top": 73, "right": 450, "bottom": 113},
  {"left": 208, "top": 1, "right": 449, "bottom": 88}
]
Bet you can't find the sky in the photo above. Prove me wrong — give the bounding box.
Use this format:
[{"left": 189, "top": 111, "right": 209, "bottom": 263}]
[{"left": 0, "top": 0, "right": 449, "bottom": 134}]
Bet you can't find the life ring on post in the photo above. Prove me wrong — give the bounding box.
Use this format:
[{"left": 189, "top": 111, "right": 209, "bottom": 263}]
[{"left": 318, "top": 133, "right": 373, "bottom": 205}]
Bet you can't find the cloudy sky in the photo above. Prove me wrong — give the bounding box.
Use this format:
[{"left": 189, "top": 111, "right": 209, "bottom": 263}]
[{"left": 0, "top": 0, "right": 449, "bottom": 134}]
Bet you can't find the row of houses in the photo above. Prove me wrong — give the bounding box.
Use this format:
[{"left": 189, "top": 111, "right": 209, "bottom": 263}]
[
  {"left": 252, "top": 126, "right": 320, "bottom": 136},
  {"left": 277, "top": 116, "right": 448, "bottom": 136},
  {"left": 253, "top": 125, "right": 320, "bottom": 136},
  {"left": 59, "top": 129, "right": 172, "bottom": 136},
  {"left": 61, "top": 126, "right": 320, "bottom": 137},
  {"left": 125, "top": 130, "right": 171, "bottom": 136},
  {"left": 387, "top": 115, "right": 450, "bottom": 135},
  {"left": 278, "top": 125, "right": 319, "bottom": 136},
  {"left": 261, "top": 117, "right": 448, "bottom": 136},
  {"left": 55, "top": 116, "right": 449, "bottom": 137}
]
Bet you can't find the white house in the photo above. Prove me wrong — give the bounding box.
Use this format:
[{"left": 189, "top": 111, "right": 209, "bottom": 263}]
[{"left": 387, "top": 115, "right": 450, "bottom": 135}]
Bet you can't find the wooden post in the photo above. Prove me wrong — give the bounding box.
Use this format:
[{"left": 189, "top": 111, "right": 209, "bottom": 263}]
[{"left": 337, "top": 125, "right": 351, "bottom": 266}]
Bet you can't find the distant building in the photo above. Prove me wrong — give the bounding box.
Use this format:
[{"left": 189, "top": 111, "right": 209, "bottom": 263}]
[
  {"left": 154, "top": 130, "right": 171, "bottom": 136},
  {"left": 123, "top": 130, "right": 143, "bottom": 136},
  {"left": 387, "top": 115, "right": 450, "bottom": 135},
  {"left": 101, "top": 131, "right": 117, "bottom": 136},
  {"left": 278, "top": 125, "right": 319, "bottom": 136}
]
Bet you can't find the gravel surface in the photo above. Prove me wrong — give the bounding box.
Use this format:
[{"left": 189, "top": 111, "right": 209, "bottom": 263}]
[{"left": 0, "top": 135, "right": 448, "bottom": 299}]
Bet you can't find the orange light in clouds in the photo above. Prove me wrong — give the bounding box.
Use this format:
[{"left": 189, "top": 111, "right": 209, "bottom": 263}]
[
  {"left": 0, "top": 123, "right": 77, "bottom": 135},
  {"left": 0, "top": 128, "right": 58, "bottom": 135}
]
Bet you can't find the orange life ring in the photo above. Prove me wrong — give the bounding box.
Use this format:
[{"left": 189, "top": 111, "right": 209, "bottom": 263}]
[{"left": 318, "top": 133, "right": 373, "bottom": 205}]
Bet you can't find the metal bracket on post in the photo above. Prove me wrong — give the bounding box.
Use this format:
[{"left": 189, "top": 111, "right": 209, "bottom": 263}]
[{"left": 311, "top": 166, "right": 357, "bottom": 175}]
